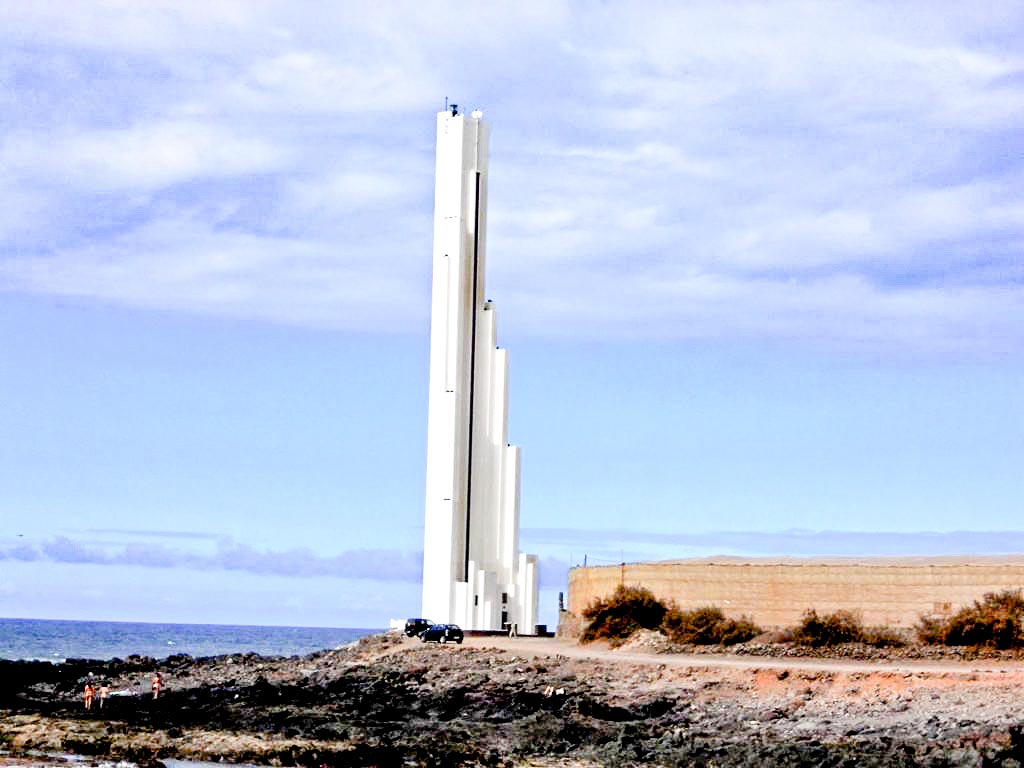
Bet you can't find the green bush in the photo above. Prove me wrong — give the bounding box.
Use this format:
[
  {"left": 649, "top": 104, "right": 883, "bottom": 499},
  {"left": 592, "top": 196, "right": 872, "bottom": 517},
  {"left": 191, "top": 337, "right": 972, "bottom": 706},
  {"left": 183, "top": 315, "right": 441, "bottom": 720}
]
[
  {"left": 580, "top": 584, "right": 667, "bottom": 644},
  {"left": 792, "top": 609, "right": 864, "bottom": 647},
  {"left": 662, "top": 605, "right": 760, "bottom": 645},
  {"left": 918, "top": 590, "right": 1024, "bottom": 649}
]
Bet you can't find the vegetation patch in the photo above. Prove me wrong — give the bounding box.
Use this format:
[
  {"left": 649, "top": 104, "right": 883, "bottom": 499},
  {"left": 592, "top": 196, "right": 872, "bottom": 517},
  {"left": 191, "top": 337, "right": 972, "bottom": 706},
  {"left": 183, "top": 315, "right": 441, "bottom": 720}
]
[
  {"left": 859, "top": 626, "right": 907, "bottom": 648},
  {"left": 918, "top": 590, "right": 1024, "bottom": 650},
  {"left": 580, "top": 588, "right": 759, "bottom": 646},
  {"left": 662, "top": 605, "right": 760, "bottom": 646},
  {"left": 579, "top": 588, "right": 922, "bottom": 649},
  {"left": 789, "top": 610, "right": 905, "bottom": 648},
  {"left": 580, "top": 585, "right": 667, "bottom": 645},
  {"left": 792, "top": 610, "right": 864, "bottom": 647}
]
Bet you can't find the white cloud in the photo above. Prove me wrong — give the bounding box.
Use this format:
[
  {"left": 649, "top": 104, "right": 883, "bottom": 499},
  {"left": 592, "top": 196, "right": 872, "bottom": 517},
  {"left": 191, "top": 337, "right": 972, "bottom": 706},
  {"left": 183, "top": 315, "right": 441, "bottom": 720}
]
[
  {"left": 525, "top": 527, "right": 1024, "bottom": 560},
  {"left": 566, "top": 143, "right": 720, "bottom": 179},
  {"left": 0, "top": 213, "right": 428, "bottom": 332},
  {"left": 0, "top": 2, "right": 1021, "bottom": 355},
  {"left": 0, "top": 533, "right": 422, "bottom": 582},
  {"left": 235, "top": 50, "right": 439, "bottom": 113},
  {"left": 283, "top": 169, "right": 418, "bottom": 216},
  {"left": 3, "top": 122, "right": 288, "bottom": 192},
  {"left": 0, "top": 1, "right": 262, "bottom": 54}
]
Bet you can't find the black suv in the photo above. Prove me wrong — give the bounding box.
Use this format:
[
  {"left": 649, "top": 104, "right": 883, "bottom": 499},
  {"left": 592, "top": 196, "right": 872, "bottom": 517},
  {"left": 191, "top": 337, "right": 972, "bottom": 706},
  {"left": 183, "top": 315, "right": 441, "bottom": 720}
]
[
  {"left": 404, "top": 618, "right": 433, "bottom": 637},
  {"left": 420, "top": 623, "right": 464, "bottom": 644}
]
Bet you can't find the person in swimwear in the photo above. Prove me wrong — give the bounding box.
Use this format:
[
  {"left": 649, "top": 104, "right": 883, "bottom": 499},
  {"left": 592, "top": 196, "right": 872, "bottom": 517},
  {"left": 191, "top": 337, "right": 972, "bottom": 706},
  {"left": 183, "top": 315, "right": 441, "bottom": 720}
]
[
  {"left": 151, "top": 671, "right": 162, "bottom": 699},
  {"left": 83, "top": 681, "right": 95, "bottom": 710}
]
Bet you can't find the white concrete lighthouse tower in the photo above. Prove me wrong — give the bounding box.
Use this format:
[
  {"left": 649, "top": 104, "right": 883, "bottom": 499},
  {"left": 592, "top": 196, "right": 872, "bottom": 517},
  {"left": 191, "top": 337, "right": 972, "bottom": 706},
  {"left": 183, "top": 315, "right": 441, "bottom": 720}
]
[{"left": 421, "top": 107, "right": 539, "bottom": 632}]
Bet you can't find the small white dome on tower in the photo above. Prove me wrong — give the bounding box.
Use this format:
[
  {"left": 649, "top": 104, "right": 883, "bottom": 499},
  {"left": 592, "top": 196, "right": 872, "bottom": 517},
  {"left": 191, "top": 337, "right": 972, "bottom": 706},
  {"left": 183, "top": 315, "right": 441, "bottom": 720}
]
[{"left": 471, "top": 109, "right": 483, "bottom": 119}]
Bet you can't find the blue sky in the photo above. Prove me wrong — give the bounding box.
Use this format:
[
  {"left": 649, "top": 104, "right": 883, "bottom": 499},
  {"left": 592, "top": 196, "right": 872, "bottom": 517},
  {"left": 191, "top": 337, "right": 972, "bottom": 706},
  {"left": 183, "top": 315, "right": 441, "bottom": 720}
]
[{"left": 1, "top": 2, "right": 1022, "bottom": 628}]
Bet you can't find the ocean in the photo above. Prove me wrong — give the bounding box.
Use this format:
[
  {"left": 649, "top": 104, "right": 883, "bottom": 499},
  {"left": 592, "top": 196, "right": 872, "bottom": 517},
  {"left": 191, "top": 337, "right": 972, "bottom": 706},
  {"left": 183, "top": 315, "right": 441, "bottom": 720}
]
[{"left": 0, "top": 617, "right": 378, "bottom": 661}]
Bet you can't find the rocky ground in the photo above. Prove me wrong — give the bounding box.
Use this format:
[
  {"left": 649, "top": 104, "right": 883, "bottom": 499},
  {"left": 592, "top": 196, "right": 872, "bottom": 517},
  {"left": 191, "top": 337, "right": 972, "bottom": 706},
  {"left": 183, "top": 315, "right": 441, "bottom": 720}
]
[
  {"left": 615, "top": 628, "right": 1024, "bottom": 662},
  {"left": 3, "top": 633, "right": 1024, "bottom": 767}
]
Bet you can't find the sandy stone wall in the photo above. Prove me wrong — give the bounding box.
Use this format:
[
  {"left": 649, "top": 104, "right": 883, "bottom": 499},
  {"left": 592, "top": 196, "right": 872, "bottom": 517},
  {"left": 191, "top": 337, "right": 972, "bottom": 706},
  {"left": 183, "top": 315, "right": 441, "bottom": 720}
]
[{"left": 567, "top": 556, "right": 1024, "bottom": 628}]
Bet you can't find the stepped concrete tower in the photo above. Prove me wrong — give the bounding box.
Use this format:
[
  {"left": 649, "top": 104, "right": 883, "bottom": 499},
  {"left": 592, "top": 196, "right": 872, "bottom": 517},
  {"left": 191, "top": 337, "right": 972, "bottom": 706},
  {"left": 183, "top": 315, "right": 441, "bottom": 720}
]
[{"left": 421, "top": 107, "right": 539, "bottom": 632}]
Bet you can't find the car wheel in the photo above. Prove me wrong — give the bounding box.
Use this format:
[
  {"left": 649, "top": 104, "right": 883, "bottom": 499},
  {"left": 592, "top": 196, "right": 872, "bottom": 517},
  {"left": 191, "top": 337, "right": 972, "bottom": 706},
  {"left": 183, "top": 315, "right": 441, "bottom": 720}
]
[
  {"left": 440, "top": 635, "right": 447, "bottom": 644},
  {"left": 420, "top": 634, "right": 427, "bottom": 642},
  {"left": 456, "top": 637, "right": 463, "bottom": 644}
]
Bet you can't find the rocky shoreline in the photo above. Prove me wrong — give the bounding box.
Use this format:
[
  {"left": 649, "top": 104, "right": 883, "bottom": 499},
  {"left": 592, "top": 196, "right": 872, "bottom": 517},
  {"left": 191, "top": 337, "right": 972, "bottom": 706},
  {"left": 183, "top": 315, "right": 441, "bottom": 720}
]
[{"left": 3, "top": 633, "right": 1024, "bottom": 767}]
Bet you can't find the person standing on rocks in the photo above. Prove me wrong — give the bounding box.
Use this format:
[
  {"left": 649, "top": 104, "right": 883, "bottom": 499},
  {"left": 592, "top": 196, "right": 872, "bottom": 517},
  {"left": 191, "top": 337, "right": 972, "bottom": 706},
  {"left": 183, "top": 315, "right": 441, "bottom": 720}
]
[
  {"left": 98, "top": 681, "right": 110, "bottom": 709},
  {"left": 151, "top": 672, "right": 162, "bottom": 700},
  {"left": 83, "top": 681, "right": 95, "bottom": 711}
]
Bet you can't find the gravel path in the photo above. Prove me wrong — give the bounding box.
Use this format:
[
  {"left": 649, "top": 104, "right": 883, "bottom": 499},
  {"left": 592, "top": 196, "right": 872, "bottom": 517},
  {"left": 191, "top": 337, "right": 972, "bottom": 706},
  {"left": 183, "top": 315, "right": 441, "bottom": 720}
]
[{"left": 460, "top": 635, "right": 1024, "bottom": 676}]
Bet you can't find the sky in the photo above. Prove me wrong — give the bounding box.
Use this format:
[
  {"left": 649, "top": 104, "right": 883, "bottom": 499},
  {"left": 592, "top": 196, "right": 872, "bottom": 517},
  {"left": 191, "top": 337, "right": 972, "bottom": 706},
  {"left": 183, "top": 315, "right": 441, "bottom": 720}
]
[{"left": 0, "top": 1, "right": 1022, "bottom": 629}]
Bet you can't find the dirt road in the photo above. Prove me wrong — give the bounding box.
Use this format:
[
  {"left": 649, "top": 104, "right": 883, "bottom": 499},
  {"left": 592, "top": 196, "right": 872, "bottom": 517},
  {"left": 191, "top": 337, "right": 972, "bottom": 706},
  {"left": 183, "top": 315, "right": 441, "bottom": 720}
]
[{"left": 461, "top": 634, "right": 1024, "bottom": 677}]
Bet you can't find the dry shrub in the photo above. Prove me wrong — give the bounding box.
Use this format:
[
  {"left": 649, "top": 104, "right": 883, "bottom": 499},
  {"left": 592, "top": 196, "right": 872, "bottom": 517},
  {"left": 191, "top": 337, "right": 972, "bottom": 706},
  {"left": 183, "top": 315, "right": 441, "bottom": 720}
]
[
  {"left": 792, "top": 609, "right": 864, "bottom": 647},
  {"left": 662, "top": 605, "right": 760, "bottom": 646},
  {"left": 580, "top": 584, "right": 667, "bottom": 644},
  {"left": 917, "top": 590, "right": 1024, "bottom": 649},
  {"left": 916, "top": 616, "right": 945, "bottom": 645},
  {"left": 860, "top": 626, "right": 907, "bottom": 648},
  {"left": 756, "top": 627, "right": 794, "bottom": 644}
]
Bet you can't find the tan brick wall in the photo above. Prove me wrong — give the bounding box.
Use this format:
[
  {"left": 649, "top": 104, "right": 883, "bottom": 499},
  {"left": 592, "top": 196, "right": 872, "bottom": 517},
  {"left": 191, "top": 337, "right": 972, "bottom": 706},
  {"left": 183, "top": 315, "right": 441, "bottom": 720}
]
[{"left": 567, "top": 557, "right": 1024, "bottom": 628}]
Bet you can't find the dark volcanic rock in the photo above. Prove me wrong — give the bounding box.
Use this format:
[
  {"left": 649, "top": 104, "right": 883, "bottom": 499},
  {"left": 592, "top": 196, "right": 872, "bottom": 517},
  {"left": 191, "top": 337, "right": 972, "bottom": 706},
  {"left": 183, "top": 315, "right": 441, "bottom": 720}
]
[{"left": 3, "top": 634, "right": 1024, "bottom": 766}]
